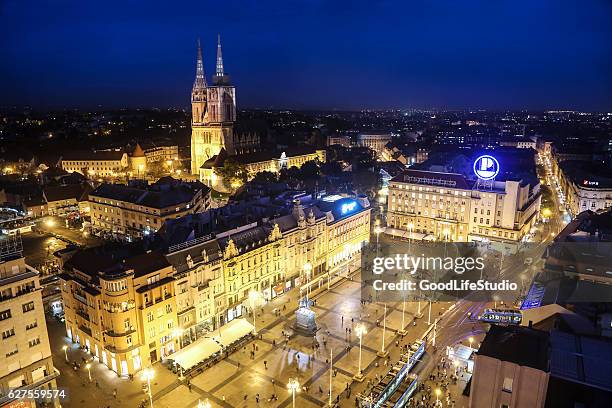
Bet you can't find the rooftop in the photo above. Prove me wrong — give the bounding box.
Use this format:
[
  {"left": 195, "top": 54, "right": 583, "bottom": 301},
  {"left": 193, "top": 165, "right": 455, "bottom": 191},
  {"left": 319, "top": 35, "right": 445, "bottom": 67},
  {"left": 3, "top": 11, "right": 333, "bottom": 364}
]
[{"left": 477, "top": 324, "right": 549, "bottom": 371}]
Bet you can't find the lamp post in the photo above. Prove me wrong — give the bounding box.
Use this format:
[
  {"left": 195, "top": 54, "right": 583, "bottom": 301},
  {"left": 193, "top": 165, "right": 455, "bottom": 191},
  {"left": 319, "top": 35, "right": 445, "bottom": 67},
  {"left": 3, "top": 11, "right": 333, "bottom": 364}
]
[
  {"left": 428, "top": 299, "right": 432, "bottom": 326},
  {"left": 469, "top": 336, "right": 474, "bottom": 351},
  {"left": 248, "top": 290, "right": 260, "bottom": 335},
  {"left": 287, "top": 378, "right": 299, "bottom": 408},
  {"left": 407, "top": 222, "right": 414, "bottom": 252},
  {"left": 398, "top": 291, "right": 407, "bottom": 335},
  {"left": 328, "top": 348, "right": 333, "bottom": 407},
  {"left": 303, "top": 262, "right": 312, "bottom": 303},
  {"left": 62, "top": 345, "right": 68, "bottom": 362},
  {"left": 377, "top": 304, "right": 388, "bottom": 357},
  {"left": 432, "top": 319, "right": 437, "bottom": 347},
  {"left": 86, "top": 363, "right": 92, "bottom": 382},
  {"left": 435, "top": 388, "right": 441, "bottom": 407},
  {"left": 142, "top": 368, "right": 154, "bottom": 408},
  {"left": 374, "top": 225, "right": 382, "bottom": 255},
  {"left": 354, "top": 324, "right": 367, "bottom": 381}
]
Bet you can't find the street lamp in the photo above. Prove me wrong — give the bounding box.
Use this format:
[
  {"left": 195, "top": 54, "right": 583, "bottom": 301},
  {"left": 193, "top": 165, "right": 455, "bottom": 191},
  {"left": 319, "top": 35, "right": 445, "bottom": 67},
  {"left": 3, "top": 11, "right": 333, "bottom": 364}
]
[
  {"left": 197, "top": 399, "right": 211, "bottom": 408},
  {"left": 287, "top": 378, "right": 300, "bottom": 408},
  {"left": 469, "top": 336, "right": 474, "bottom": 351},
  {"left": 142, "top": 368, "right": 155, "bottom": 408},
  {"left": 62, "top": 345, "right": 68, "bottom": 362},
  {"left": 248, "top": 290, "right": 260, "bottom": 335},
  {"left": 86, "top": 363, "right": 92, "bottom": 381},
  {"left": 303, "top": 262, "right": 312, "bottom": 303},
  {"left": 435, "top": 388, "right": 441, "bottom": 406},
  {"left": 374, "top": 225, "right": 383, "bottom": 255},
  {"left": 354, "top": 324, "right": 367, "bottom": 381},
  {"left": 398, "top": 291, "right": 407, "bottom": 335},
  {"left": 408, "top": 222, "right": 414, "bottom": 252},
  {"left": 328, "top": 348, "right": 333, "bottom": 407},
  {"left": 377, "top": 304, "right": 388, "bottom": 357}
]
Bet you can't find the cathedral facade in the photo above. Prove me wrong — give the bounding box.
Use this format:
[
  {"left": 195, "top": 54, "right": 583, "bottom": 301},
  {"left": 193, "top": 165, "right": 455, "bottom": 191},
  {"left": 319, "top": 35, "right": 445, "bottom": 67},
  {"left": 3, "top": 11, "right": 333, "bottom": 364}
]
[{"left": 190, "top": 36, "right": 259, "bottom": 175}]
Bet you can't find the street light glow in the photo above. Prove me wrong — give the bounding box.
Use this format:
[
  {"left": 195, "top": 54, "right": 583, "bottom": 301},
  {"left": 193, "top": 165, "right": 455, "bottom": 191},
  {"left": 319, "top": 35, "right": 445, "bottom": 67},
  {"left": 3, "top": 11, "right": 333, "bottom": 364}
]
[
  {"left": 355, "top": 324, "right": 367, "bottom": 338},
  {"left": 197, "top": 399, "right": 211, "bottom": 408}
]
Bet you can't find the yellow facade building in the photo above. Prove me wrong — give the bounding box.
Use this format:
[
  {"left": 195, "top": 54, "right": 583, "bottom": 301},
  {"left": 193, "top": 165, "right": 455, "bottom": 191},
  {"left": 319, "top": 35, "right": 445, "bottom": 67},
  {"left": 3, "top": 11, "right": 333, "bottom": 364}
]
[
  {"left": 59, "top": 194, "right": 371, "bottom": 374},
  {"left": 0, "top": 236, "right": 59, "bottom": 407}
]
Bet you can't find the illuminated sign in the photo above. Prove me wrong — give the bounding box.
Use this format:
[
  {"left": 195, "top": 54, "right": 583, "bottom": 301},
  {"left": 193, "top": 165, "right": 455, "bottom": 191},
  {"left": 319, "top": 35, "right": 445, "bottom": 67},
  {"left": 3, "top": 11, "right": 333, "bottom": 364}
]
[
  {"left": 583, "top": 180, "right": 599, "bottom": 186},
  {"left": 473, "top": 155, "right": 500, "bottom": 180},
  {"left": 341, "top": 201, "right": 357, "bottom": 214}
]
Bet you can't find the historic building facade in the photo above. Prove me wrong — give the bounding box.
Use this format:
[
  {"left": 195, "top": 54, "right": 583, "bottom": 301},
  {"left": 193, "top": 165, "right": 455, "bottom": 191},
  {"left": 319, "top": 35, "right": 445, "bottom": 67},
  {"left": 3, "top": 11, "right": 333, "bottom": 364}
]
[
  {"left": 189, "top": 36, "right": 325, "bottom": 191},
  {"left": 0, "top": 236, "right": 59, "bottom": 407},
  {"left": 59, "top": 195, "right": 371, "bottom": 375},
  {"left": 190, "top": 37, "right": 258, "bottom": 175},
  {"left": 88, "top": 177, "right": 210, "bottom": 240}
]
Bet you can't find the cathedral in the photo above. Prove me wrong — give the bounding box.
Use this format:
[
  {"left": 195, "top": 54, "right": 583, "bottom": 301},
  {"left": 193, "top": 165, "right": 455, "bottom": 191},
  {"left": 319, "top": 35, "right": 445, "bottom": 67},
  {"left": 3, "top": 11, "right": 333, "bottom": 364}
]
[
  {"left": 190, "top": 36, "right": 325, "bottom": 191},
  {"left": 190, "top": 36, "right": 259, "bottom": 175}
]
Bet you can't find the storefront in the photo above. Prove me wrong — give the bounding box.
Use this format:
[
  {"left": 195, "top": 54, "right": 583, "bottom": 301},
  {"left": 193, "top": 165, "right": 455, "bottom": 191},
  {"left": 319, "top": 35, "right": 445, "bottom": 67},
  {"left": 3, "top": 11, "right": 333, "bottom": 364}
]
[{"left": 226, "top": 304, "right": 243, "bottom": 322}]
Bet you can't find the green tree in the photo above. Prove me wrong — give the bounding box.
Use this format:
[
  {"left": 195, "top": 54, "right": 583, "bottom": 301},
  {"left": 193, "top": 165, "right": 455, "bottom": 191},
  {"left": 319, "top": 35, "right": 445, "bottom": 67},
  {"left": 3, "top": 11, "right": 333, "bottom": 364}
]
[
  {"left": 252, "top": 171, "right": 279, "bottom": 183},
  {"left": 215, "top": 158, "right": 248, "bottom": 190}
]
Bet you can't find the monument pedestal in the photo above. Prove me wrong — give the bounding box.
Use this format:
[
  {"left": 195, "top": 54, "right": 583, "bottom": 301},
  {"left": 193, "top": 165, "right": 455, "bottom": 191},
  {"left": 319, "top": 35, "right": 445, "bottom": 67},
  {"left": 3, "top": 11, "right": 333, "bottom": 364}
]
[
  {"left": 377, "top": 350, "right": 389, "bottom": 358},
  {"left": 352, "top": 372, "right": 365, "bottom": 382},
  {"left": 293, "top": 298, "right": 317, "bottom": 336}
]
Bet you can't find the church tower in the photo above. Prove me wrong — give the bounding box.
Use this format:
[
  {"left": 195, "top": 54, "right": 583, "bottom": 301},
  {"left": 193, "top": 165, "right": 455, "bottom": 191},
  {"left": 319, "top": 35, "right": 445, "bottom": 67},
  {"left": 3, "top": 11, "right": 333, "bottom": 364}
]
[{"left": 190, "top": 36, "right": 237, "bottom": 175}]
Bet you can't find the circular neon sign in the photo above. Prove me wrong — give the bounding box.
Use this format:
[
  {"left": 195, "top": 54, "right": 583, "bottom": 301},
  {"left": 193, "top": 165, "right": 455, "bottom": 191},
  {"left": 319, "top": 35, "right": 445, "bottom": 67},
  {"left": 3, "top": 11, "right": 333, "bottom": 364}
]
[{"left": 473, "top": 155, "right": 500, "bottom": 180}]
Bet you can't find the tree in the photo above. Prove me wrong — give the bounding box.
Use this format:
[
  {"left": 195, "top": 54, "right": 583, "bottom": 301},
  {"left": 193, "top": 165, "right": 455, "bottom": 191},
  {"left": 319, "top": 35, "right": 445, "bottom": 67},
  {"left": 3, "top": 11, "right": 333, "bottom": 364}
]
[
  {"left": 252, "top": 171, "right": 278, "bottom": 183},
  {"left": 215, "top": 158, "right": 248, "bottom": 190}
]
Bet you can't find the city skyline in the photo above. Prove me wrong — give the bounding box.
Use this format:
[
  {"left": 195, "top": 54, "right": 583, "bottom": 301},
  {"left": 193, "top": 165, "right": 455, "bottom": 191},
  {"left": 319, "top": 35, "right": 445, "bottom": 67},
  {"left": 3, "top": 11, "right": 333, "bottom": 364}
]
[{"left": 2, "top": 0, "right": 612, "bottom": 111}]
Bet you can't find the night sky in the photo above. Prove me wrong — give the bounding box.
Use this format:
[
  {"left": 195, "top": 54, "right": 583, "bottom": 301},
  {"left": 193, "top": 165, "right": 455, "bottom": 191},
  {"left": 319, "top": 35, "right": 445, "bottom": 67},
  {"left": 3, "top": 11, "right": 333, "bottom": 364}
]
[{"left": 2, "top": 0, "right": 612, "bottom": 111}]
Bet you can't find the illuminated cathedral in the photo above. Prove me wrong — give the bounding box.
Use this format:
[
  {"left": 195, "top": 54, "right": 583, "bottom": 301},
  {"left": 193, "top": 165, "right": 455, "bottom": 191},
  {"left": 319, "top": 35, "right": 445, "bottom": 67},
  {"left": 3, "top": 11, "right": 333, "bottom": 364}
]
[{"left": 190, "top": 36, "right": 259, "bottom": 175}]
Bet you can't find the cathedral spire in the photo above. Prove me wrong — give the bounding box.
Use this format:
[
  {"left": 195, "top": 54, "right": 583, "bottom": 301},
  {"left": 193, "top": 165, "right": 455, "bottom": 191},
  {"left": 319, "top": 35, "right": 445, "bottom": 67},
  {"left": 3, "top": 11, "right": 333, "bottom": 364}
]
[
  {"left": 216, "top": 34, "right": 224, "bottom": 77},
  {"left": 193, "top": 38, "right": 207, "bottom": 91}
]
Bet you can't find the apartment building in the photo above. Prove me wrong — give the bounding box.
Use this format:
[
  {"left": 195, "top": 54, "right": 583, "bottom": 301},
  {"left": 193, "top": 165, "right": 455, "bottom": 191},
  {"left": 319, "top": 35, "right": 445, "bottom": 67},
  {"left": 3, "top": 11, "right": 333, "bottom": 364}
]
[
  {"left": 0, "top": 235, "right": 58, "bottom": 407},
  {"left": 89, "top": 177, "right": 210, "bottom": 239},
  {"left": 61, "top": 150, "right": 129, "bottom": 178},
  {"left": 557, "top": 160, "right": 612, "bottom": 216},
  {"left": 163, "top": 195, "right": 371, "bottom": 327},
  {"left": 142, "top": 144, "right": 179, "bottom": 163},
  {"left": 60, "top": 249, "right": 179, "bottom": 376},
  {"left": 357, "top": 132, "right": 393, "bottom": 158},
  {"left": 60, "top": 193, "right": 371, "bottom": 371},
  {"left": 42, "top": 183, "right": 92, "bottom": 216}
]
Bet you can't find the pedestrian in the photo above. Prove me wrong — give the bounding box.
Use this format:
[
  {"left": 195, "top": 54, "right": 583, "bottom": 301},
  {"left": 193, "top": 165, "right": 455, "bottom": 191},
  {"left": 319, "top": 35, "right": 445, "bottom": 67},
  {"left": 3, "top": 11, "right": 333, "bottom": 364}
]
[
  {"left": 113, "top": 389, "right": 117, "bottom": 399},
  {"left": 264, "top": 360, "right": 268, "bottom": 369}
]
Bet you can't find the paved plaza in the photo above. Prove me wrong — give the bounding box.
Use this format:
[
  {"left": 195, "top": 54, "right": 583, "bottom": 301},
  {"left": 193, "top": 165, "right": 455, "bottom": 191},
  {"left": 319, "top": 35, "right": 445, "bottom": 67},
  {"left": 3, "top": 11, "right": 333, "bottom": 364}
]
[{"left": 50, "top": 268, "right": 480, "bottom": 408}]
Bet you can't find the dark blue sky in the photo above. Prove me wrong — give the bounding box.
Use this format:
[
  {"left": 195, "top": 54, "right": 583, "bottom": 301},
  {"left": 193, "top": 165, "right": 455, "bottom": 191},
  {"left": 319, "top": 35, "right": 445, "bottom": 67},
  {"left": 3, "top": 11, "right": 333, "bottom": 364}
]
[{"left": 2, "top": 0, "right": 612, "bottom": 111}]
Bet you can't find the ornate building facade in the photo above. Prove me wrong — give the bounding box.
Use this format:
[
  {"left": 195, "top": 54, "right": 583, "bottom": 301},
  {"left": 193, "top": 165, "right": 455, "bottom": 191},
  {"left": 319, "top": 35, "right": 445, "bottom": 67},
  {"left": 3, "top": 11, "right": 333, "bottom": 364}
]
[{"left": 190, "top": 36, "right": 259, "bottom": 175}]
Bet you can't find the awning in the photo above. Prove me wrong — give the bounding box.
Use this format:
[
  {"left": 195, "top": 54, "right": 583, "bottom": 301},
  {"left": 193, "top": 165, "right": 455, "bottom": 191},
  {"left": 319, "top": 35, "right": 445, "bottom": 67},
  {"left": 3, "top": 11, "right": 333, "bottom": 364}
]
[
  {"left": 215, "top": 318, "right": 254, "bottom": 347},
  {"left": 384, "top": 227, "right": 427, "bottom": 240},
  {"left": 171, "top": 336, "right": 222, "bottom": 370}
]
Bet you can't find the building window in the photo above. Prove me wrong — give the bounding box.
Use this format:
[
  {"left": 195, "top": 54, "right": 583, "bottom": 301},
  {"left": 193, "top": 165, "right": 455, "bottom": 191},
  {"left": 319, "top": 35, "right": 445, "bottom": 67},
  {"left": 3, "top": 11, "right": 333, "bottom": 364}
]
[
  {"left": 0, "top": 309, "right": 11, "bottom": 321},
  {"left": 502, "top": 377, "right": 513, "bottom": 393},
  {"left": 28, "top": 337, "right": 41, "bottom": 348},
  {"left": 2, "top": 328, "right": 15, "bottom": 339},
  {"left": 22, "top": 302, "right": 35, "bottom": 313}
]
